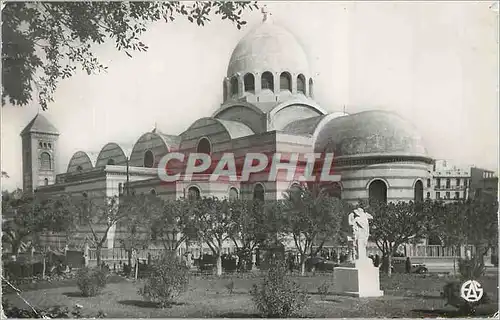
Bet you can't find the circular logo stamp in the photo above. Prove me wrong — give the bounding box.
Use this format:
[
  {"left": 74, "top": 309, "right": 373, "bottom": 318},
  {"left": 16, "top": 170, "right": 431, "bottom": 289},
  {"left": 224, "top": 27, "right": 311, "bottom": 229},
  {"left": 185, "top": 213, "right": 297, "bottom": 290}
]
[{"left": 460, "top": 280, "right": 484, "bottom": 302}]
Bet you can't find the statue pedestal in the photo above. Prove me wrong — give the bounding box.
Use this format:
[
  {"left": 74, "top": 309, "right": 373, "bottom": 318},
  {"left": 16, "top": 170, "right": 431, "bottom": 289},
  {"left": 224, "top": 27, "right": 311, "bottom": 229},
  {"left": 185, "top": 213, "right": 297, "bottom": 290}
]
[{"left": 333, "top": 259, "right": 383, "bottom": 298}]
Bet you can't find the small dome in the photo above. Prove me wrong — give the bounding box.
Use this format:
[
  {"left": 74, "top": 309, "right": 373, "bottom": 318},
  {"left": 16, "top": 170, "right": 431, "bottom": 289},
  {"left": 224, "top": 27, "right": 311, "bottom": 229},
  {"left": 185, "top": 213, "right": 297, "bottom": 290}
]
[
  {"left": 314, "top": 110, "right": 429, "bottom": 158},
  {"left": 227, "top": 19, "right": 310, "bottom": 77}
]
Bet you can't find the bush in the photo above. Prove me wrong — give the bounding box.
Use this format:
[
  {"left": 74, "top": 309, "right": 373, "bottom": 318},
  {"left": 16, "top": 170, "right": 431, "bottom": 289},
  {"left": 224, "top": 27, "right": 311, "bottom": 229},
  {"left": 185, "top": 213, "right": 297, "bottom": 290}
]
[
  {"left": 138, "top": 252, "right": 190, "bottom": 308},
  {"left": 458, "top": 257, "right": 485, "bottom": 280},
  {"left": 76, "top": 267, "right": 108, "bottom": 297},
  {"left": 2, "top": 299, "right": 83, "bottom": 318},
  {"left": 441, "top": 280, "right": 489, "bottom": 315},
  {"left": 317, "top": 283, "right": 329, "bottom": 301},
  {"left": 250, "top": 259, "right": 308, "bottom": 318}
]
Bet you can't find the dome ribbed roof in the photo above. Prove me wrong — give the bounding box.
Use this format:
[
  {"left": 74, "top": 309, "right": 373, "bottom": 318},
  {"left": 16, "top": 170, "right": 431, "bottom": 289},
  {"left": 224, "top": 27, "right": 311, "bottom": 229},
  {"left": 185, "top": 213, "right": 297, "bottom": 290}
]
[
  {"left": 314, "top": 110, "right": 428, "bottom": 158},
  {"left": 227, "top": 19, "right": 310, "bottom": 77}
]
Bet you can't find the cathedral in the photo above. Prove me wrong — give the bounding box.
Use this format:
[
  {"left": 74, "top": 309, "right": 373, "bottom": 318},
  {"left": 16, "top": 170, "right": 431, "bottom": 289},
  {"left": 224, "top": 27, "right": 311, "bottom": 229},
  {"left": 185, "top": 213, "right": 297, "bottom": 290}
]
[{"left": 22, "top": 13, "right": 433, "bottom": 256}]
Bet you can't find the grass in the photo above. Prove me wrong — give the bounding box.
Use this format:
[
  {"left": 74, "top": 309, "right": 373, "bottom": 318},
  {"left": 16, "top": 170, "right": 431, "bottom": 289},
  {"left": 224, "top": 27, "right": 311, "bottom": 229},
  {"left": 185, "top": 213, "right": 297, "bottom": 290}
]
[{"left": 3, "top": 273, "right": 498, "bottom": 318}]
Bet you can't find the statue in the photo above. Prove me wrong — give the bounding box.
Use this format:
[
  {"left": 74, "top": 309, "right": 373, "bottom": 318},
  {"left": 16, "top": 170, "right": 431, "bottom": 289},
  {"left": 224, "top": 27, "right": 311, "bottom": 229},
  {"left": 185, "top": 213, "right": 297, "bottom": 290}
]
[
  {"left": 348, "top": 208, "right": 373, "bottom": 264},
  {"left": 334, "top": 207, "right": 383, "bottom": 297}
]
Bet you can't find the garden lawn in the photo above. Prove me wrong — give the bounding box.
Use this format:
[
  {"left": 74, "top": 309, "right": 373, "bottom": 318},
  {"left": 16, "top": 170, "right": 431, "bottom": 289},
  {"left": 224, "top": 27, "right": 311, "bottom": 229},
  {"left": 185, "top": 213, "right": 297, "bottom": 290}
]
[{"left": 3, "top": 273, "right": 498, "bottom": 318}]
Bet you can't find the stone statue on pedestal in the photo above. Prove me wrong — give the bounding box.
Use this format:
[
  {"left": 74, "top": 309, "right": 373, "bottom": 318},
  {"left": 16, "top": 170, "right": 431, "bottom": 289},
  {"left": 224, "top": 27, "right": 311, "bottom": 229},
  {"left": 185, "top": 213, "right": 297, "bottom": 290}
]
[
  {"left": 333, "top": 207, "right": 383, "bottom": 297},
  {"left": 348, "top": 208, "right": 373, "bottom": 265}
]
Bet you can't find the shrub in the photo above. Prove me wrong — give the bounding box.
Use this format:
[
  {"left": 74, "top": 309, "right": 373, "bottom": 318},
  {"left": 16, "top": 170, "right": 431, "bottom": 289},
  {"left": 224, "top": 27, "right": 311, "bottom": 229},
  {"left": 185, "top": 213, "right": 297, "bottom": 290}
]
[
  {"left": 441, "top": 280, "right": 489, "bottom": 315},
  {"left": 317, "top": 283, "right": 329, "bottom": 300},
  {"left": 458, "top": 257, "right": 485, "bottom": 280},
  {"left": 138, "top": 252, "right": 190, "bottom": 308},
  {"left": 2, "top": 299, "right": 83, "bottom": 318},
  {"left": 250, "top": 258, "right": 308, "bottom": 318},
  {"left": 76, "top": 267, "right": 108, "bottom": 297}
]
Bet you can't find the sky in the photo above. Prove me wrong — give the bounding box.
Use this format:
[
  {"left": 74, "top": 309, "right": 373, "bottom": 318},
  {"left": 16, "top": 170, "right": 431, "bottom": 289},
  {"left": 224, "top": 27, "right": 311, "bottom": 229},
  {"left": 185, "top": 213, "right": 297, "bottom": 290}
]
[{"left": 1, "top": 1, "right": 498, "bottom": 191}]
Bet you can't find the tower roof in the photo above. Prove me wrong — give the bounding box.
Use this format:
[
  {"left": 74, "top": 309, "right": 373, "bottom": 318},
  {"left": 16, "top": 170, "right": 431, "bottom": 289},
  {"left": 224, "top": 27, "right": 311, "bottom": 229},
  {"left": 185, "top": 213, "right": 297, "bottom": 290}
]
[{"left": 20, "top": 114, "right": 59, "bottom": 136}]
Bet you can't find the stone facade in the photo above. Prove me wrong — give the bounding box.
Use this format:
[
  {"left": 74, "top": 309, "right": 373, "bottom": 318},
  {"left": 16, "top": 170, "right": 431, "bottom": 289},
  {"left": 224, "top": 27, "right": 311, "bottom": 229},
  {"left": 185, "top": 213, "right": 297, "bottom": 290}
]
[{"left": 25, "top": 16, "right": 434, "bottom": 253}]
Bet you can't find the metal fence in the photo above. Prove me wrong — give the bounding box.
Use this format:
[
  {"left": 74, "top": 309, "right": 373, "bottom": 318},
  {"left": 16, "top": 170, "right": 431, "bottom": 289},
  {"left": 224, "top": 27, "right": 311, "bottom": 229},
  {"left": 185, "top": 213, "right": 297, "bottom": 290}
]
[
  {"left": 88, "top": 248, "right": 169, "bottom": 262},
  {"left": 86, "top": 245, "right": 480, "bottom": 263},
  {"left": 407, "top": 245, "right": 476, "bottom": 258}
]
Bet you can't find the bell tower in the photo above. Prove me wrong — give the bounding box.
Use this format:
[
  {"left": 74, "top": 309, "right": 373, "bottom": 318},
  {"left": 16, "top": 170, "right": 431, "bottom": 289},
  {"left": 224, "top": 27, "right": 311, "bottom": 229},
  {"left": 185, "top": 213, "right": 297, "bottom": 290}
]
[{"left": 20, "top": 114, "right": 60, "bottom": 193}]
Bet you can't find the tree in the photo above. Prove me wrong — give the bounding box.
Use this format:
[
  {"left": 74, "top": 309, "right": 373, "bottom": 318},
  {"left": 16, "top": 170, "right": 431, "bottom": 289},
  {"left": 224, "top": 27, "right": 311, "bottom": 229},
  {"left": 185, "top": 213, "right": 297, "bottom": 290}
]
[
  {"left": 192, "top": 197, "right": 232, "bottom": 276},
  {"left": 71, "top": 194, "right": 131, "bottom": 267},
  {"left": 227, "top": 199, "right": 268, "bottom": 270},
  {"left": 118, "top": 194, "right": 162, "bottom": 273},
  {"left": 30, "top": 194, "right": 76, "bottom": 278},
  {"left": 368, "top": 200, "right": 430, "bottom": 276},
  {"left": 149, "top": 198, "right": 198, "bottom": 254},
  {"left": 282, "top": 184, "right": 346, "bottom": 275},
  {"left": 2, "top": 190, "right": 48, "bottom": 256},
  {"left": 2, "top": 190, "right": 74, "bottom": 277},
  {"left": 1, "top": 171, "right": 9, "bottom": 178},
  {"left": 435, "top": 198, "right": 498, "bottom": 264},
  {"left": 2, "top": 1, "right": 258, "bottom": 110}
]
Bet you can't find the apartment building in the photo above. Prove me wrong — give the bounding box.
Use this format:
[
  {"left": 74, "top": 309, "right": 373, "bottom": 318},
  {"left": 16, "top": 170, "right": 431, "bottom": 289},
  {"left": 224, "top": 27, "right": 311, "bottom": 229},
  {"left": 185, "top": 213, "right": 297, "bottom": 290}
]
[{"left": 431, "top": 160, "right": 471, "bottom": 202}]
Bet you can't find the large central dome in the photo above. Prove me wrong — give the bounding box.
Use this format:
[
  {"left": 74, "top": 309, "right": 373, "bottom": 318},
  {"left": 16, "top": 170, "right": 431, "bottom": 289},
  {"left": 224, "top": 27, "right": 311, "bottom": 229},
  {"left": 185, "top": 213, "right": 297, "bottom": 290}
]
[{"left": 226, "top": 18, "right": 310, "bottom": 77}]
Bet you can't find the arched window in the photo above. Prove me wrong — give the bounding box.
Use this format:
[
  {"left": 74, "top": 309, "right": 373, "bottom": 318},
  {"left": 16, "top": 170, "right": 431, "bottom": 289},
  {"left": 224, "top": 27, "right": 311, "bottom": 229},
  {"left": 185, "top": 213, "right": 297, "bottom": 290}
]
[
  {"left": 43, "top": 143, "right": 47, "bottom": 148},
  {"left": 368, "top": 179, "right": 387, "bottom": 204},
  {"left": 253, "top": 183, "right": 265, "bottom": 201},
  {"left": 107, "top": 159, "right": 115, "bottom": 165},
  {"left": 414, "top": 180, "right": 424, "bottom": 203},
  {"left": 280, "top": 72, "right": 291, "bottom": 91},
  {"left": 197, "top": 137, "right": 211, "bottom": 155},
  {"left": 118, "top": 183, "right": 123, "bottom": 195},
  {"left": 297, "top": 74, "right": 306, "bottom": 94},
  {"left": 244, "top": 73, "right": 255, "bottom": 92},
  {"left": 48, "top": 143, "right": 52, "bottom": 149},
  {"left": 309, "top": 78, "right": 314, "bottom": 97},
  {"left": 150, "top": 189, "right": 157, "bottom": 196},
  {"left": 76, "top": 165, "right": 83, "bottom": 172},
  {"left": 40, "top": 152, "right": 51, "bottom": 170},
  {"left": 44, "top": 178, "right": 49, "bottom": 186},
  {"left": 229, "top": 187, "right": 239, "bottom": 200},
  {"left": 427, "top": 179, "right": 431, "bottom": 188},
  {"left": 39, "top": 142, "right": 43, "bottom": 148},
  {"left": 231, "top": 77, "right": 238, "bottom": 96},
  {"left": 187, "top": 186, "right": 201, "bottom": 200},
  {"left": 426, "top": 192, "right": 431, "bottom": 199},
  {"left": 144, "top": 150, "right": 154, "bottom": 168},
  {"left": 261, "top": 72, "right": 274, "bottom": 91}
]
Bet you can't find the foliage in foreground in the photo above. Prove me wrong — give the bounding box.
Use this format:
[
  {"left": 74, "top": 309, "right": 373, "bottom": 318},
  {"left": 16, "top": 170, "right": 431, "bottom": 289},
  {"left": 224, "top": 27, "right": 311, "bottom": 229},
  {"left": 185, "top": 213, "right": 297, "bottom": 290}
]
[
  {"left": 2, "top": 299, "right": 83, "bottom": 318},
  {"left": 2, "top": 1, "right": 258, "bottom": 110},
  {"left": 440, "top": 256, "right": 490, "bottom": 315},
  {"left": 458, "top": 257, "right": 486, "bottom": 280},
  {"left": 138, "top": 252, "right": 190, "bottom": 308},
  {"left": 250, "top": 259, "right": 308, "bottom": 318},
  {"left": 76, "top": 267, "right": 108, "bottom": 297}
]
